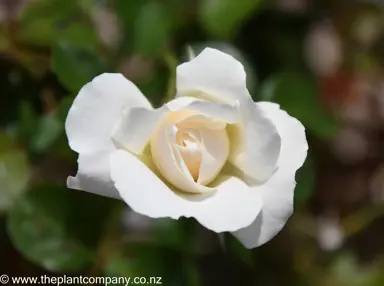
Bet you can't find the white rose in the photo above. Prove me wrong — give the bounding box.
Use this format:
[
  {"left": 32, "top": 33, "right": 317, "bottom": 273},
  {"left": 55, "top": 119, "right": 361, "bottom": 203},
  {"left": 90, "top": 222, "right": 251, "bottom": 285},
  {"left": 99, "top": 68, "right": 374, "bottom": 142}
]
[{"left": 65, "top": 48, "right": 308, "bottom": 248}]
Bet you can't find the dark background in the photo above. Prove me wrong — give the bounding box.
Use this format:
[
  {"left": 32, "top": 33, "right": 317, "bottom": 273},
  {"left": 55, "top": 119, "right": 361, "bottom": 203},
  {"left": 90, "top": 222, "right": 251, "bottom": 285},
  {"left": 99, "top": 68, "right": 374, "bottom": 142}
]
[{"left": 0, "top": 0, "right": 384, "bottom": 285}]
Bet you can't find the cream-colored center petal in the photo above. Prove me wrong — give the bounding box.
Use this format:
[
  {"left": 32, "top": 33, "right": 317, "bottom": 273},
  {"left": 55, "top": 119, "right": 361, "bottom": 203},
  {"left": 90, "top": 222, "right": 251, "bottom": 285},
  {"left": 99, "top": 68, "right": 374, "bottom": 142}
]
[
  {"left": 176, "top": 128, "right": 202, "bottom": 181},
  {"left": 150, "top": 109, "right": 230, "bottom": 194}
]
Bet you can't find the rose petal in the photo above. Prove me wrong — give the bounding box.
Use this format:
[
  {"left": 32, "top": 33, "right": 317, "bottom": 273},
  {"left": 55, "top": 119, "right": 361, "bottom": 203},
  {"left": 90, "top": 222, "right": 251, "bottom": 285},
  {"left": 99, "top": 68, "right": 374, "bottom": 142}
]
[
  {"left": 198, "top": 128, "right": 230, "bottom": 185},
  {"left": 65, "top": 73, "right": 151, "bottom": 154},
  {"left": 166, "top": 97, "right": 197, "bottom": 111},
  {"left": 232, "top": 102, "right": 308, "bottom": 248},
  {"left": 228, "top": 97, "right": 281, "bottom": 182},
  {"left": 177, "top": 48, "right": 250, "bottom": 104},
  {"left": 110, "top": 149, "right": 263, "bottom": 232},
  {"left": 185, "top": 100, "right": 238, "bottom": 124},
  {"left": 67, "top": 151, "right": 120, "bottom": 199},
  {"left": 195, "top": 175, "right": 263, "bottom": 233},
  {"left": 151, "top": 111, "right": 214, "bottom": 194},
  {"left": 177, "top": 114, "right": 227, "bottom": 130},
  {"left": 167, "top": 97, "right": 238, "bottom": 124},
  {"left": 176, "top": 48, "right": 280, "bottom": 182},
  {"left": 111, "top": 106, "right": 169, "bottom": 154}
]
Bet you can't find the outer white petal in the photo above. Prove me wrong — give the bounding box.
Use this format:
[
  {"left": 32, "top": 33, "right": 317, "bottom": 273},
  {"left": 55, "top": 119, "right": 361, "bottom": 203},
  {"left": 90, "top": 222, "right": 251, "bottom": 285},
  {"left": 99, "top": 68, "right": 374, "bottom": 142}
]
[
  {"left": 65, "top": 73, "right": 151, "bottom": 154},
  {"left": 176, "top": 48, "right": 280, "bottom": 182},
  {"left": 228, "top": 97, "right": 281, "bottom": 182},
  {"left": 166, "top": 97, "right": 197, "bottom": 111},
  {"left": 167, "top": 97, "right": 238, "bottom": 124},
  {"left": 176, "top": 48, "right": 250, "bottom": 104},
  {"left": 110, "top": 150, "right": 263, "bottom": 233},
  {"left": 111, "top": 106, "right": 169, "bottom": 154},
  {"left": 232, "top": 102, "right": 308, "bottom": 249},
  {"left": 67, "top": 151, "right": 120, "bottom": 199},
  {"left": 187, "top": 100, "right": 238, "bottom": 123},
  {"left": 194, "top": 175, "right": 262, "bottom": 233}
]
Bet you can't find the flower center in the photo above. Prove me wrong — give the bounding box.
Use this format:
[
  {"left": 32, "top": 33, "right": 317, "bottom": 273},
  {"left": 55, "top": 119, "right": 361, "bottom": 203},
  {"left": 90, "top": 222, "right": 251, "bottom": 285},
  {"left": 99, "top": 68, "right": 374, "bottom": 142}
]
[
  {"left": 150, "top": 109, "right": 230, "bottom": 194},
  {"left": 175, "top": 128, "right": 202, "bottom": 181}
]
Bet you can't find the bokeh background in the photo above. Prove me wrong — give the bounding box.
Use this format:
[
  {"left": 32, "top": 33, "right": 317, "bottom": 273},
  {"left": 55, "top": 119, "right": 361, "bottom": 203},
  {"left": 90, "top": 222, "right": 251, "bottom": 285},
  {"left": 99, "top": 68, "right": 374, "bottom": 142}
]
[{"left": 1, "top": 0, "right": 384, "bottom": 285}]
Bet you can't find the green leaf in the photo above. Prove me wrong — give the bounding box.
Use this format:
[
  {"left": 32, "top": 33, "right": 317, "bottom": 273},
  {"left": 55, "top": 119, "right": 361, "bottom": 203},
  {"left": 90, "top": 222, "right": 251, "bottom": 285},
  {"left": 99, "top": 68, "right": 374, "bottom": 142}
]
[
  {"left": 104, "top": 243, "right": 184, "bottom": 286},
  {"left": 105, "top": 245, "right": 164, "bottom": 277},
  {"left": 7, "top": 184, "right": 117, "bottom": 272},
  {"left": 224, "top": 233, "right": 253, "bottom": 268},
  {"left": 19, "top": 0, "right": 97, "bottom": 49},
  {"left": 21, "top": 0, "right": 78, "bottom": 22},
  {"left": 59, "top": 22, "right": 99, "bottom": 50},
  {"left": 115, "top": 0, "right": 147, "bottom": 30},
  {"left": 0, "top": 29, "right": 9, "bottom": 51},
  {"left": 104, "top": 218, "right": 197, "bottom": 285},
  {"left": 260, "top": 72, "right": 339, "bottom": 140},
  {"left": 136, "top": 67, "right": 168, "bottom": 107},
  {"left": 79, "top": 0, "right": 96, "bottom": 14},
  {"left": 17, "top": 101, "right": 38, "bottom": 144},
  {"left": 19, "top": 17, "right": 57, "bottom": 46},
  {"left": 103, "top": 217, "right": 200, "bottom": 285},
  {"left": 133, "top": 1, "right": 171, "bottom": 56},
  {"left": 151, "top": 218, "right": 193, "bottom": 251},
  {"left": 200, "top": 0, "right": 265, "bottom": 38},
  {"left": 294, "top": 153, "right": 315, "bottom": 206},
  {"left": 0, "top": 134, "right": 30, "bottom": 212},
  {"left": 332, "top": 254, "right": 384, "bottom": 286},
  {"left": 51, "top": 42, "right": 107, "bottom": 91},
  {"left": 20, "top": 19, "right": 97, "bottom": 49},
  {"left": 30, "top": 113, "right": 64, "bottom": 153},
  {"left": 19, "top": 0, "right": 83, "bottom": 46},
  {"left": 0, "top": 132, "right": 15, "bottom": 152},
  {"left": 57, "top": 96, "right": 75, "bottom": 122}
]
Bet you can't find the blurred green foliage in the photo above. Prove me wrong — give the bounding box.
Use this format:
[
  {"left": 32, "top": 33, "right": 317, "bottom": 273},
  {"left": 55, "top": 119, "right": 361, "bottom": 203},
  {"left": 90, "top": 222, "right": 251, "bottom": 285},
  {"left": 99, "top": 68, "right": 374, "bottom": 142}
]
[
  {"left": 260, "top": 72, "right": 339, "bottom": 139},
  {"left": 0, "top": 0, "right": 383, "bottom": 285},
  {"left": 201, "top": 0, "right": 265, "bottom": 38},
  {"left": 19, "top": 0, "right": 96, "bottom": 48},
  {"left": 0, "top": 133, "right": 29, "bottom": 212},
  {"left": 51, "top": 42, "right": 107, "bottom": 91},
  {"left": 133, "top": 1, "right": 172, "bottom": 56}
]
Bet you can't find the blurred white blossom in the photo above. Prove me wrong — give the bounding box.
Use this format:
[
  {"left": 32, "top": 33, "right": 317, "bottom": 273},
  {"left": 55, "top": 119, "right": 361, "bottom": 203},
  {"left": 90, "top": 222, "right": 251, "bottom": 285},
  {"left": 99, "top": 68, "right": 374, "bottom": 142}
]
[
  {"left": 0, "top": 0, "right": 29, "bottom": 22},
  {"left": 305, "top": 22, "right": 342, "bottom": 76},
  {"left": 92, "top": 6, "right": 121, "bottom": 49},
  {"left": 332, "top": 127, "right": 368, "bottom": 165},
  {"left": 317, "top": 216, "right": 344, "bottom": 251},
  {"left": 353, "top": 13, "right": 382, "bottom": 47}
]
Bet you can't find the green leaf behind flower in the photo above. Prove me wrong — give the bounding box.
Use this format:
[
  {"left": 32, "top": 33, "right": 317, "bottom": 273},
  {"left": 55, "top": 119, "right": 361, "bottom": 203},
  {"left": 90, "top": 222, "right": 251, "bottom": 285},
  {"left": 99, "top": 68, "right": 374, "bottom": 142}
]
[{"left": 7, "top": 185, "right": 117, "bottom": 272}]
